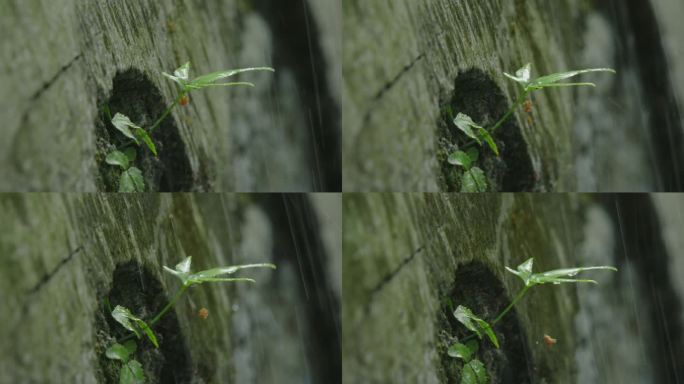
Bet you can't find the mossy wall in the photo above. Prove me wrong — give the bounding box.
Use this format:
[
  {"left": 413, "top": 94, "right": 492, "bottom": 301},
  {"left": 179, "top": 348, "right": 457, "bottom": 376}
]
[
  {"left": 342, "top": 0, "right": 684, "bottom": 191},
  {"left": 0, "top": 0, "right": 341, "bottom": 192},
  {"left": 0, "top": 193, "right": 340, "bottom": 383},
  {"left": 342, "top": 194, "right": 684, "bottom": 383}
]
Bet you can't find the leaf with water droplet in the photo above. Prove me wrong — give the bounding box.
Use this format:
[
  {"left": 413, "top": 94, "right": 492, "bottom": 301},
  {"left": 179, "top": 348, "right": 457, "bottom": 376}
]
[
  {"left": 453, "top": 306, "right": 499, "bottom": 348},
  {"left": 505, "top": 258, "right": 617, "bottom": 287}
]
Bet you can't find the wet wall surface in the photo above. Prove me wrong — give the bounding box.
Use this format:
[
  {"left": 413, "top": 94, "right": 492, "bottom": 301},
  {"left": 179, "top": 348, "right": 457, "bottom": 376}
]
[
  {"left": 342, "top": 193, "right": 684, "bottom": 383},
  {"left": 0, "top": 194, "right": 341, "bottom": 383}
]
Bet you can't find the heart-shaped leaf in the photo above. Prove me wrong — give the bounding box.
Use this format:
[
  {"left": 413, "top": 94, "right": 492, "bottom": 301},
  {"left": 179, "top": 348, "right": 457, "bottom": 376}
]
[
  {"left": 105, "top": 343, "right": 131, "bottom": 362},
  {"left": 453, "top": 113, "right": 483, "bottom": 145},
  {"left": 503, "top": 63, "right": 531, "bottom": 85},
  {"left": 461, "top": 358, "right": 487, "bottom": 384},
  {"left": 120, "top": 359, "right": 145, "bottom": 384},
  {"left": 119, "top": 167, "right": 145, "bottom": 193},
  {"left": 111, "top": 113, "right": 141, "bottom": 144},
  {"left": 453, "top": 305, "right": 499, "bottom": 348},
  {"left": 111, "top": 306, "right": 158, "bottom": 348},
  {"left": 448, "top": 150, "right": 473, "bottom": 169},
  {"left": 105, "top": 150, "right": 130, "bottom": 170},
  {"left": 448, "top": 340, "right": 479, "bottom": 362},
  {"left": 461, "top": 167, "right": 487, "bottom": 193}
]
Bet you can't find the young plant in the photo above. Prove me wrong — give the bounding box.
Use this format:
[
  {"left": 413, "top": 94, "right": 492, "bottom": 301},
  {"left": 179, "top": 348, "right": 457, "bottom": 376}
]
[
  {"left": 104, "top": 62, "right": 274, "bottom": 192},
  {"left": 446, "top": 258, "right": 617, "bottom": 384},
  {"left": 448, "top": 146, "right": 487, "bottom": 192},
  {"left": 104, "top": 256, "right": 276, "bottom": 384},
  {"left": 447, "top": 64, "right": 615, "bottom": 190}
]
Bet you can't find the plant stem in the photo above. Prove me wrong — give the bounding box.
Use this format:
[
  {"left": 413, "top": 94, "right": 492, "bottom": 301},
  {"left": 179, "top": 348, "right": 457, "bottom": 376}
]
[
  {"left": 457, "top": 90, "right": 528, "bottom": 152},
  {"left": 456, "top": 285, "right": 530, "bottom": 345},
  {"left": 150, "top": 284, "right": 188, "bottom": 325},
  {"left": 148, "top": 91, "right": 186, "bottom": 134},
  {"left": 491, "top": 285, "right": 529, "bottom": 326},
  {"left": 490, "top": 90, "right": 528, "bottom": 134},
  {"left": 114, "top": 284, "right": 188, "bottom": 344}
]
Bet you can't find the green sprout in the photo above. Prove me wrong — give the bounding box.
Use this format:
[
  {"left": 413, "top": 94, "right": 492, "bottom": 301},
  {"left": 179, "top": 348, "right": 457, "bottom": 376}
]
[
  {"left": 103, "top": 62, "right": 274, "bottom": 192},
  {"left": 447, "top": 64, "right": 615, "bottom": 191},
  {"left": 446, "top": 258, "right": 616, "bottom": 384},
  {"left": 104, "top": 256, "right": 276, "bottom": 384}
]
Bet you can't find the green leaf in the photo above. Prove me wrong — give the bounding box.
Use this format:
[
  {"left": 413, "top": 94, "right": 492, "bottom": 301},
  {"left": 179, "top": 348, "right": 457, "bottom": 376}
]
[
  {"left": 188, "top": 263, "right": 276, "bottom": 285},
  {"left": 466, "top": 148, "right": 479, "bottom": 163},
  {"left": 505, "top": 257, "right": 618, "bottom": 287},
  {"left": 163, "top": 258, "right": 276, "bottom": 287},
  {"left": 448, "top": 340, "right": 478, "bottom": 362},
  {"left": 476, "top": 128, "right": 499, "bottom": 156},
  {"left": 105, "top": 343, "right": 131, "bottom": 362},
  {"left": 190, "top": 67, "right": 274, "bottom": 88},
  {"left": 461, "top": 167, "right": 487, "bottom": 193},
  {"left": 528, "top": 68, "right": 616, "bottom": 89},
  {"left": 461, "top": 359, "right": 488, "bottom": 384},
  {"left": 503, "top": 63, "right": 531, "bottom": 85},
  {"left": 453, "top": 113, "right": 483, "bottom": 145},
  {"left": 123, "top": 340, "right": 137, "bottom": 355},
  {"left": 505, "top": 257, "right": 535, "bottom": 286},
  {"left": 137, "top": 320, "right": 159, "bottom": 348},
  {"left": 123, "top": 147, "right": 137, "bottom": 163},
  {"left": 453, "top": 306, "right": 499, "bottom": 348},
  {"left": 162, "top": 62, "right": 190, "bottom": 86},
  {"left": 133, "top": 128, "right": 157, "bottom": 156},
  {"left": 448, "top": 150, "right": 472, "bottom": 169},
  {"left": 163, "top": 62, "right": 274, "bottom": 92},
  {"left": 112, "top": 306, "right": 141, "bottom": 338},
  {"left": 120, "top": 359, "right": 144, "bottom": 384},
  {"left": 105, "top": 150, "right": 130, "bottom": 170},
  {"left": 111, "top": 113, "right": 141, "bottom": 144},
  {"left": 111, "top": 306, "right": 158, "bottom": 348},
  {"left": 176, "top": 256, "right": 192, "bottom": 273},
  {"left": 119, "top": 167, "right": 145, "bottom": 193}
]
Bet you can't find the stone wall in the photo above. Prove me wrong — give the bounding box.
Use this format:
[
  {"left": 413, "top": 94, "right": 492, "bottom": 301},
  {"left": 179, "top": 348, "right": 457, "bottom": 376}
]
[
  {"left": 0, "top": 193, "right": 340, "bottom": 383},
  {"left": 0, "top": 0, "right": 340, "bottom": 192},
  {"left": 342, "top": 0, "right": 684, "bottom": 191},
  {"left": 342, "top": 193, "right": 684, "bottom": 383}
]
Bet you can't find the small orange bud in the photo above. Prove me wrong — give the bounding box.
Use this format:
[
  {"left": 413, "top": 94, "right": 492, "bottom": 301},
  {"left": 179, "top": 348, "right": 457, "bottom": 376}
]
[
  {"left": 523, "top": 99, "right": 533, "bottom": 113},
  {"left": 543, "top": 334, "right": 557, "bottom": 346},
  {"left": 198, "top": 307, "right": 209, "bottom": 319},
  {"left": 179, "top": 95, "right": 189, "bottom": 106}
]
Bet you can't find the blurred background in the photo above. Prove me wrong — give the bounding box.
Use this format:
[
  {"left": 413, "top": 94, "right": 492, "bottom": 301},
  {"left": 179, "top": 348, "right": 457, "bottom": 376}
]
[
  {"left": 0, "top": 0, "right": 341, "bottom": 192},
  {"left": 0, "top": 193, "right": 340, "bottom": 383},
  {"left": 343, "top": 193, "right": 684, "bottom": 383}
]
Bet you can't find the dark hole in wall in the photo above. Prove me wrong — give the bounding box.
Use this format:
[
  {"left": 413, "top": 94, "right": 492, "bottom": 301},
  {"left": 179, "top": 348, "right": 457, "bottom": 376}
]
[
  {"left": 438, "top": 69, "right": 535, "bottom": 191},
  {"left": 252, "top": 0, "right": 342, "bottom": 191},
  {"left": 95, "top": 69, "right": 195, "bottom": 192},
  {"left": 256, "top": 194, "right": 341, "bottom": 383},
  {"left": 95, "top": 262, "right": 191, "bottom": 384},
  {"left": 601, "top": 195, "right": 684, "bottom": 382},
  {"left": 598, "top": 0, "right": 684, "bottom": 190},
  {"left": 438, "top": 262, "right": 532, "bottom": 384}
]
